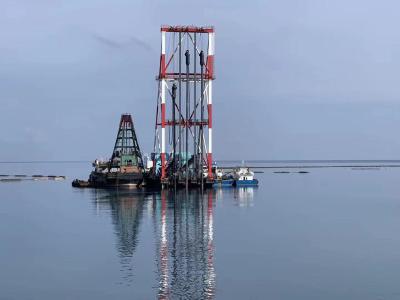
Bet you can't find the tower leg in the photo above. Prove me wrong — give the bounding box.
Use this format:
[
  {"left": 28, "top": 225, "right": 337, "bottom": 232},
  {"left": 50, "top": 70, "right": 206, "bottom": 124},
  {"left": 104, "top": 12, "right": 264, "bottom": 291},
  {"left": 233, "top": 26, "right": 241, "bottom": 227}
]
[
  {"left": 161, "top": 31, "right": 166, "bottom": 180},
  {"left": 207, "top": 32, "right": 215, "bottom": 180},
  {"left": 185, "top": 50, "right": 190, "bottom": 189}
]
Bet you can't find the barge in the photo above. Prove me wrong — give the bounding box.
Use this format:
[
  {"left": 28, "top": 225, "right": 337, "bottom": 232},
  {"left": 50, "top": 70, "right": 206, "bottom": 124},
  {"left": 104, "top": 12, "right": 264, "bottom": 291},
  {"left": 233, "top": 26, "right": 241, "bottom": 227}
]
[{"left": 72, "top": 114, "right": 144, "bottom": 189}]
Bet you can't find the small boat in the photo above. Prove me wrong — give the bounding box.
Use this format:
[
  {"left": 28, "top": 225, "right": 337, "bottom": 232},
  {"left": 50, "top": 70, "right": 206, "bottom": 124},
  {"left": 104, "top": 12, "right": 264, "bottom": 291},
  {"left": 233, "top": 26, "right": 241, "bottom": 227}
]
[
  {"left": 232, "top": 167, "right": 259, "bottom": 186},
  {"left": 212, "top": 166, "right": 234, "bottom": 187},
  {"left": 72, "top": 179, "right": 91, "bottom": 188}
]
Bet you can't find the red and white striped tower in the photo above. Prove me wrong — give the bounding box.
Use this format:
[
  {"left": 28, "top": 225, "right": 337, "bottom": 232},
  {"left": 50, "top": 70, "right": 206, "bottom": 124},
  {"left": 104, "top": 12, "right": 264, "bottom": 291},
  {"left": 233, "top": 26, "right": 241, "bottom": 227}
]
[
  {"left": 153, "top": 25, "right": 215, "bottom": 187},
  {"left": 160, "top": 31, "right": 167, "bottom": 179},
  {"left": 207, "top": 32, "right": 214, "bottom": 179}
]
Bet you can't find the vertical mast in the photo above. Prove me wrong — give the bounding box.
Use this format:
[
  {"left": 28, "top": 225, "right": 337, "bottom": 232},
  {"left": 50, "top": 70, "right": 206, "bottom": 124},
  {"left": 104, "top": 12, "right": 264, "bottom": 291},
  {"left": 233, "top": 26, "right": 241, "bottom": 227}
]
[
  {"left": 185, "top": 50, "right": 190, "bottom": 189},
  {"left": 178, "top": 32, "right": 182, "bottom": 175},
  {"left": 172, "top": 84, "right": 177, "bottom": 189},
  {"left": 160, "top": 30, "right": 167, "bottom": 179},
  {"left": 193, "top": 33, "right": 197, "bottom": 175},
  {"left": 207, "top": 32, "right": 215, "bottom": 179},
  {"left": 199, "top": 50, "right": 205, "bottom": 185}
]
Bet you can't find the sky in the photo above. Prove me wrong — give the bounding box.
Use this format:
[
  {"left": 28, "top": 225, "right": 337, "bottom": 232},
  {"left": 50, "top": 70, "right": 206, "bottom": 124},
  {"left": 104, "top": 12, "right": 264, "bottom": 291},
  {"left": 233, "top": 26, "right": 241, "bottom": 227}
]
[{"left": 1, "top": 0, "right": 400, "bottom": 161}]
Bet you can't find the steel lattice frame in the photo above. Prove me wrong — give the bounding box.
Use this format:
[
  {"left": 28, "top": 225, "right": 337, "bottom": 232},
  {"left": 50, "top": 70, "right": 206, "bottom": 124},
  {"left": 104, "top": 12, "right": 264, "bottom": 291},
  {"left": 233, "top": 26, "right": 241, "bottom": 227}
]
[
  {"left": 153, "top": 25, "right": 215, "bottom": 184},
  {"left": 112, "top": 114, "right": 143, "bottom": 168}
]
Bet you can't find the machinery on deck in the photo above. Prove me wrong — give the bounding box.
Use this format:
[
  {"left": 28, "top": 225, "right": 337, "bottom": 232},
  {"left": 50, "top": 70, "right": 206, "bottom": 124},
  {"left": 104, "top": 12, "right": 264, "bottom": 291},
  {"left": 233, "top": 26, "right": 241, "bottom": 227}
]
[{"left": 72, "top": 114, "right": 144, "bottom": 188}]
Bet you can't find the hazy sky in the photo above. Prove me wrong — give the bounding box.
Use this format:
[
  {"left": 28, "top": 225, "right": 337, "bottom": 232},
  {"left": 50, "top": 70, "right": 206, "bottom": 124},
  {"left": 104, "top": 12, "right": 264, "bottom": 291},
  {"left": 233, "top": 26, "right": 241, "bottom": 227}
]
[{"left": 1, "top": 0, "right": 400, "bottom": 161}]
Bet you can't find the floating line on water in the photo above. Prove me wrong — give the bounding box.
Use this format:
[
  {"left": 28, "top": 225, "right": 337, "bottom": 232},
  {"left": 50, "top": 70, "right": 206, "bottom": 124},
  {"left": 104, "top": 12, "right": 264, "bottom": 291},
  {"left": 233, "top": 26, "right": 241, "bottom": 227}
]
[{"left": 0, "top": 175, "right": 66, "bottom": 182}]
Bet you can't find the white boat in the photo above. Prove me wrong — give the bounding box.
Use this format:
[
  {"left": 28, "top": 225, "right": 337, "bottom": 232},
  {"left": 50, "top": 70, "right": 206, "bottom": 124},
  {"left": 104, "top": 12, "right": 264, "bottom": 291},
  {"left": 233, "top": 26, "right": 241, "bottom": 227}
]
[{"left": 233, "top": 167, "right": 259, "bottom": 186}]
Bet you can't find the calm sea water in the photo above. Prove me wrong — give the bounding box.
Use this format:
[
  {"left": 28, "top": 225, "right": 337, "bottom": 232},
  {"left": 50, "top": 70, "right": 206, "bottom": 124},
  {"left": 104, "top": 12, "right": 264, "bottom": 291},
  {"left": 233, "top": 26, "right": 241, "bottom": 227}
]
[{"left": 1, "top": 163, "right": 400, "bottom": 299}]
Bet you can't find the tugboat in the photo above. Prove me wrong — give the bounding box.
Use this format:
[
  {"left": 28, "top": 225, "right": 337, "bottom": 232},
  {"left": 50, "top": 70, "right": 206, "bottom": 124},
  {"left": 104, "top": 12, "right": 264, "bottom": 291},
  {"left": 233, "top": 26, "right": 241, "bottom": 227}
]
[
  {"left": 232, "top": 167, "right": 259, "bottom": 187},
  {"left": 213, "top": 166, "right": 235, "bottom": 187},
  {"left": 72, "top": 114, "right": 144, "bottom": 188}
]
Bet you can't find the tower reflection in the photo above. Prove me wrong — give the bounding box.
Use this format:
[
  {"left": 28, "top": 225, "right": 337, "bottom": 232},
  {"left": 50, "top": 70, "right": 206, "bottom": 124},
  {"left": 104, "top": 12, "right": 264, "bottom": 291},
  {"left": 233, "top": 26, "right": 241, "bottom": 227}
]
[
  {"left": 153, "top": 190, "right": 216, "bottom": 299},
  {"left": 90, "top": 187, "right": 254, "bottom": 298}
]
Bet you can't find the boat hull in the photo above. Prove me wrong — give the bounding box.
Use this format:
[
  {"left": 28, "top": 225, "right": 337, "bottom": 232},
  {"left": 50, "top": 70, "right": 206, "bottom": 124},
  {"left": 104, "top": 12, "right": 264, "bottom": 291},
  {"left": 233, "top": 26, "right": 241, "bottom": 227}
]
[
  {"left": 213, "top": 179, "right": 234, "bottom": 187},
  {"left": 88, "top": 170, "right": 143, "bottom": 188},
  {"left": 233, "top": 179, "right": 259, "bottom": 187}
]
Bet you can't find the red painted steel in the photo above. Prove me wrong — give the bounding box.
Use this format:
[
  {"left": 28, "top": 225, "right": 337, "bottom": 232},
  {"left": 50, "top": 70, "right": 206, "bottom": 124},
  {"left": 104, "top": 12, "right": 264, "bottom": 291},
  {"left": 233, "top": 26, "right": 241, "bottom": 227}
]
[
  {"left": 207, "top": 153, "right": 213, "bottom": 179},
  {"left": 206, "top": 56, "right": 214, "bottom": 79},
  {"left": 207, "top": 104, "right": 212, "bottom": 128},
  {"left": 160, "top": 54, "right": 166, "bottom": 78}
]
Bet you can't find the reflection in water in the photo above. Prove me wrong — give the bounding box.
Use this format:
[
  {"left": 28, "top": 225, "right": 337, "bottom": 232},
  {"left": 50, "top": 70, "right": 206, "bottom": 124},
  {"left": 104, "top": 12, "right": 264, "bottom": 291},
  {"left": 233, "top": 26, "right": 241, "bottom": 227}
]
[
  {"left": 215, "top": 187, "right": 257, "bottom": 207},
  {"left": 153, "top": 190, "right": 216, "bottom": 300},
  {"left": 91, "top": 188, "right": 255, "bottom": 299},
  {"left": 234, "top": 188, "right": 255, "bottom": 207},
  {"left": 92, "top": 190, "right": 146, "bottom": 284}
]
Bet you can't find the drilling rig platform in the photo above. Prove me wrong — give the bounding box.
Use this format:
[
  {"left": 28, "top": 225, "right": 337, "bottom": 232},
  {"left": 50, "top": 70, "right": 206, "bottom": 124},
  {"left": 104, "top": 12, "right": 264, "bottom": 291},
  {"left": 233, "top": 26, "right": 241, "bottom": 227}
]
[
  {"left": 147, "top": 25, "right": 216, "bottom": 189},
  {"left": 72, "top": 25, "right": 257, "bottom": 189}
]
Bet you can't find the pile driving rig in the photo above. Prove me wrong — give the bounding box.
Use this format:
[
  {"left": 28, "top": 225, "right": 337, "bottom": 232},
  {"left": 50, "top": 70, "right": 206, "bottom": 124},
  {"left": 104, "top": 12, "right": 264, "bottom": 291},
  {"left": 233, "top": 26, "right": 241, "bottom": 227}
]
[
  {"left": 148, "top": 25, "right": 216, "bottom": 189},
  {"left": 72, "top": 114, "right": 144, "bottom": 188}
]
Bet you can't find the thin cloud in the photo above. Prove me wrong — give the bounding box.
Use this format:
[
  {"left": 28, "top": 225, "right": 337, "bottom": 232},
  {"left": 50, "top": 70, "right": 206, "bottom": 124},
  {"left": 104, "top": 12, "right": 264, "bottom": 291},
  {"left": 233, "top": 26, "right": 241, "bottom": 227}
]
[
  {"left": 92, "top": 34, "right": 122, "bottom": 49},
  {"left": 129, "top": 36, "right": 153, "bottom": 52},
  {"left": 92, "top": 33, "right": 153, "bottom": 52}
]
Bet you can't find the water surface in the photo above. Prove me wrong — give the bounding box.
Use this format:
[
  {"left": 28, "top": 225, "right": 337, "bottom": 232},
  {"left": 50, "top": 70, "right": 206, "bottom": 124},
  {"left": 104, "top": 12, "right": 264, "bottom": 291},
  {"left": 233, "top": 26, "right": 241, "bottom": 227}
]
[{"left": 1, "top": 163, "right": 400, "bottom": 299}]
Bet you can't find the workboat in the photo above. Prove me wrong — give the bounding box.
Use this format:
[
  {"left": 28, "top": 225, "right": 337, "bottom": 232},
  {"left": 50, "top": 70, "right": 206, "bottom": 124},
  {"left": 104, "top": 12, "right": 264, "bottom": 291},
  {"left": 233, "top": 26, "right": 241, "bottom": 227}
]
[
  {"left": 212, "top": 166, "right": 234, "bottom": 187},
  {"left": 232, "top": 167, "right": 259, "bottom": 186}
]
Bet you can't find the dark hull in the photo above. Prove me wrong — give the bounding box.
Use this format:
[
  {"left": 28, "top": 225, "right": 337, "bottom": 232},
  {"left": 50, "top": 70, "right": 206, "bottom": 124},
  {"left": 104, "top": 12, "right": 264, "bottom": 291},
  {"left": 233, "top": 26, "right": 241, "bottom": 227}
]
[
  {"left": 232, "top": 179, "right": 259, "bottom": 187},
  {"left": 213, "top": 179, "right": 234, "bottom": 187},
  {"left": 88, "top": 171, "right": 143, "bottom": 188}
]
